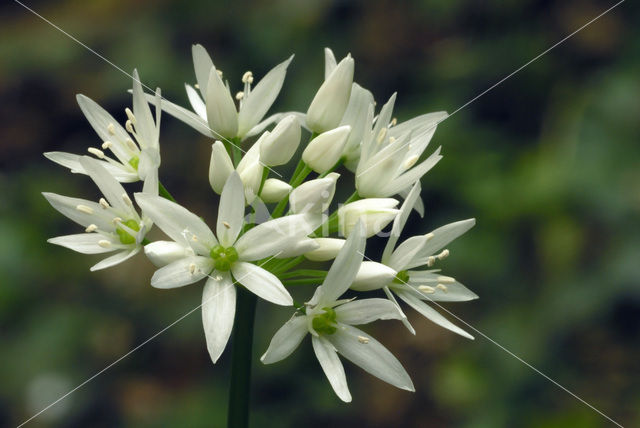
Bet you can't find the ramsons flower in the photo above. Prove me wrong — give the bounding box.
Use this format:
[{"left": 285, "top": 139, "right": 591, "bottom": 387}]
[
  {"left": 134, "top": 172, "right": 318, "bottom": 362},
  {"left": 43, "top": 156, "right": 155, "bottom": 271},
  {"left": 351, "top": 182, "right": 477, "bottom": 338},
  {"left": 338, "top": 198, "right": 399, "bottom": 238},
  {"left": 261, "top": 223, "right": 414, "bottom": 402},
  {"left": 45, "top": 70, "right": 162, "bottom": 183},
  {"left": 151, "top": 44, "right": 294, "bottom": 141}
]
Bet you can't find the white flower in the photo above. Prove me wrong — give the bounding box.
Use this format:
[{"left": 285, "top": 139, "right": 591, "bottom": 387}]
[
  {"left": 260, "top": 179, "right": 292, "bottom": 203},
  {"left": 261, "top": 223, "right": 414, "bottom": 402},
  {"left": 340, "top": 83, "right": 374, "bottom": 170},
  {"left": 289, "top": 173, "right": 339, "bottom": 214},
  {"left": 338, "top": 198, "right": 399, "bottom": 238},
  {"left": 259, "top": 114, "right": 301, "bottom": 166},
  {"left": 45, "top": 70, "right": 162, "bottom": 184},
  {"left": 355, "top": 93, "right": 448, "bottom": 199},
  {"left": 306, "top": 51, "right": 354, "bottom": 133},
  {"left": 134, "top": 172, "right": 316, "bottom": 363},
  {"left": 352, "top": 182, "right": 477, "bottom": 338},
  {"left": 150, "top": 44, "right": 294, "bottom": 141},
  {"left": 43, "top": 156, "right": 153, "bottom": 271},
  {"left": 302, "top": 125, "right": 351, "bottom": 173}
]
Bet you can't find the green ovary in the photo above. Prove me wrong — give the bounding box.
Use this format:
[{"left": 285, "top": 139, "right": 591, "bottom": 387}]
[
  {"left": 116, "top": 219, "right": 141, "bottom": 245},
  {"left": 210, "top": 245, "right": 239, "bottom": 271},
  {"left": 128, "top": 156, "right": 140, "bottom": 170},
  {"left": 393, "top": 270, "right": 410, "bottom": 284},
  {"left": 312, "top": 307, "right": 337, "bottom": 335}
]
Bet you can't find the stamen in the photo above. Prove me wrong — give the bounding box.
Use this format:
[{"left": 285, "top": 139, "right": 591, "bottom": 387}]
[
  {"left": 88, "top": 147, "right": 105, "bottom": 159},
  {"left": 125, "top": 139, "right": 137, "bottom": 151},
  {"left": 107, "top": 123, "right": 116, "bottom": 135},
  {"left": 121, "top": 193, "right": 133, "bottom": 206},
  {"left": 427, "top": 256, "right": 436, "bottom": 267},
  {"left": 125, "top": 107, "right": 136, "bottom": 124},
  {"left": 357, "top": 336, "right": 370, "bottom": 344},
  {"left": 437, "top": 276, "right": 455, "bottom": 284},
  {"left": 424, "top": 232, "right": 434, "bottom": 241},
  {"left": 112, "top": 217, "right": 123, "bottom": 224},
  {"left": 436, "top": 284, "right": 448, "bottom": 292},
  {"left": 437, "top": 249, "right": 449, "bottom": 260},
  {"left": 99, "top": 198, "right": 110, "bottom": 209},
  {"left": 85, "top": 224, "right": 98, "bottom": 233},
  {"left": 222, "top": 221, "right": 231, "bottom": 229},
  {"left": 242, "top": 71, "right": 253, "bottom": 84},
  {"left": 390, "top": 117, "right": 397, "bottom": 126},
  {"left": 235, "top": 91, "right": 244, "bottom": 100},
  {"left": 102, "top": 141, "right": 113, "bottom": 150},
  {"left": 388, "top": 136, "right": 396, "bottom": 144},
  {"left": 376, "top": 127, "right": 387, "bottom": 143},
  {"left": 403, "top": 155, "right": 419, "bottom": 169},
  {"left": 194, "top": 83, "right": 200, "bottom": 89},
  {"left": 214, "top": 274, "right": 223, "bottom": 281},
  {"left": 76, "top": 204, "right": 94, "bottom": 214},
  {"left": 125, "top": 120, "right": 134, "bottom": 133},
  {"left": 98, "top": 240, "right": 111, "bottom": 248},
  {"left": 418, "top": 285, "right": 436, "bottom": 294},
  {"left": 216, "top": 69, "right": 223, "bottom": 78},
  {"left": 192, "top": 235, "right": 198, "bottom": 242},
  {"left": 189, "top": 263, "right": 197, "bottom": 274}
]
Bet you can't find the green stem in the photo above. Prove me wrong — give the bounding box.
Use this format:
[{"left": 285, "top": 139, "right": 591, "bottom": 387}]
[
  {"left": 278, "top": 269, "right": 328, "bottom": 279},
  {"left": 283, "top": 278, "right": 325, "bottom": 286},
  {"left": 231, "top": 138, "right": 242, "bottom": 168},
  {"left": 158, "top": 182, "right": 176, "bottom": 202},
  {"left": 227, "top": 287, "right": 257, "bottom": 428},
  {"left": 257, "top": 167, "right": 269, "bottom": 197}
]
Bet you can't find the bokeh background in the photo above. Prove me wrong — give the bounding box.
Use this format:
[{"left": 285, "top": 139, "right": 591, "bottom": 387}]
[{"left": 1, "top": 0, "right": 639, "bottom": 427}]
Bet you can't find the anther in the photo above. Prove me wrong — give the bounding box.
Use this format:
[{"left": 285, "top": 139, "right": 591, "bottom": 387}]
[
  {"left": 194, "top": 83, "right": 200, "bottom": 89},
  {"left": 88, "top": 147, "right": 105, "bottom": 159},
  {"left": 189, "top": 263, "right": 197, "bottom": 274},
  {"left": 235, "top": 91, "right": 244, "bottom": 100},
  {"left": 390, "top": 117, "right": 397, "bottom": 127},
  {"left": 192, "top": 235, "right": 198, "bottom": 242},
  {"left": 222, "top": 221, "right": 231, "bottom": 229},
  {"left": 418, "top": 285, "right": 436, "bottom": 294},
  {"left": 85, "top": 224, "right": 98, "bottom": 233},
  {"left": 427, "top": 256, "right": 436, "bottom": 267},
  {"left": 436, "top": 284, "right": 448, "bottom": 292},
  {"left": 216, "top": 69, "right": 223, "bottom": 78},
  {"left": 403, "top": 155, "right": 419, "bottom": 169},
  {"left": 107, "top": 123, "right": 116, "bottom": 135},
  {"left": 102, "top": 141, "right": 113, "bottom": 150},
  {"left": 121, "top": 193, "right": 133, "bottom": 206},
  {"left": 98, "top": 240, "right": 111, "bottom": 248},
  {"left": 125, "top": 139, "right": 137, "bottom": 152},
  {"left": 99, "top": 198, "right": 110, "bottom": 209},
  {"left": 437, "top": 249, "right": 449, "bottom": 260},
  {"left": 242, "top": 71, "right": 253, "bottom": 84},
  {"left": 424, "top": 232, "right": 434, "bottom": 241},
  {"left": 376, "top": 127, "right": 387, "bottom": 143},
  {"left": 437, "top": 276, "right": 455, "bottom": 284},
  {"left": 112, "top": 217, "right": 122, "bottom": 224},
  {"left": 76, "top": 204, "right": 94, "bottom": 214},
  {"left": 214, "top": 274, "right": 223, "bottom": 281},
  {"left": 125, "top": 107, "right": 136, "bottom": 124},
  {"left": 357, "top": 336, "right": 370, "bottom": 344},
  {"left": 125, "top": 120, "right": 134, "bottom": 133}
]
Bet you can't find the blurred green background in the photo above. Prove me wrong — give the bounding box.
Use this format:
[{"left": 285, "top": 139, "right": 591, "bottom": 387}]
[{"left": 1, "top": 0, "right": 639, "bottom": 427}]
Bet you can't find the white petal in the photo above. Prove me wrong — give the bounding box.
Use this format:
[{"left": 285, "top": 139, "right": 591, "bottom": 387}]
[
  {"left": 235, "top": 214, "right": 314, "bottom": 261},
  {"left": 351, "top": 261, "right": 396, "bottom": 291},
  {"left": 261, "top": 315, "right": 308, "bottom": 364},
  {"left": 379, "top": 147, "right": 443, "bottom": 197},
  {"left": 302, "top": 125, "right": 351, "bottom": 173},
  {"left": 150, "top": 256, "right": 213, "bottom": 289},
  {"left": 76, "top": 94, "right": 129, "bottom": 152},
  {"left": 144, "top": 241, "right": 191, "bottom": 267},
  {"left": 231, "top": 262, "right": 293, "bottom": 306},
  {"left": 91, "top": 247, "right": 140, "bottom": 271},
  {"left": 202, "top": 272, "right": 236, "bottom": 363},
  {"left": 334, "top": 298, "right": 404, "bottom": 325},
  {"left": 382, "top": 181, "right": 421, "bottom": 263},
  {"left": 324, "top": 47, "right": 337, "bottom": 80},
  {"left": 289, "top": 173, "right": 339, "bottom": 214},
  {"left": 208, "top": 141, "right": 234, "bottom": 194},
  {"left": 44, "top": 152, "right": 138, "bottom": 182},
  {"left": 186, "top": 84, "right": 207, "bottom": 120},
  {"left": 79, "top": 156, "right": 133, "bottom": 215},
  {"left": 388, "top": 235, "right": 428, "bottom": 271},
  {"left": 408, "top": 271, "right": 479, "bottom": 302},
  {"left": 206, "top": 67, "right": 238, "bottom": 138},
  {"left": 143, "top": 92, "right": 212, "bottom": 137},
  {"left": 395, "top": 289, "right": 473, "bottom": 339},
  {"left": 311, "top": 222, "right": 365, "bottom": 307},
  {"left": 329, "top": 324, "right": 414, "bottom": 392},
  {"left": 217, "top": 172, "right": 245, "bottom": 247},
  {"left": 237, "top": 55, "right": 293, "bottom": 137},
  {"left": 131, "top": 69, "right": 156, "bottom": 149},
  {"left": 42, "top": 192, "right": 113, "bottom": 230},
  {"left": 245, "top": 111, "right": 307, "bottom": 139},
  {"left": 274, "top": 238, "right": 320, "bottom": 259},
  {"left": 304, "top": 238, "right": 345, "bottom": 262},
  {"left": 306, "top": 55, "right": 354, "bottom": 133},
  {"left": 134, "top": 193, "right": 217, "bottom": 252},
  {"left": 192, "top": 44, "right": 215, "bottom": 97},
  {"left": 413, "top": 219, "right": 476, "bottom": 264},
  {"left": 312, "top": 336, "right": 351, "bottom": 402},
  {"left": 383, "top": 286, "right": 415, "bottom": 335},
  {"left": 48, "top": 233, "right": 116, "bottom": 254},
  {"left": 260, "top": 179, "right": 291, "bottom": 203}
]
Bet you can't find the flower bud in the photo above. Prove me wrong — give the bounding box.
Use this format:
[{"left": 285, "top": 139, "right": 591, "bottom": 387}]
[
  {"left": 289, "top": 173, "right": 339, "bottom": 214},
  {"left": 145, "top": 241, "right": 191, "bottom": 267},
  {"left": 306, "top": 55, "right": 354, "bottom": 133},
  {"left": 259, "top": 115, "right": 301, "bottom": 166},
  {"left": 338, "top": 198, "right": 399, "bottom": 238},
  {"left": 351, "top": 261, "right": 397, "bottom": 291},
  {"left": 304, "top": 238, "right": 345, "bottom": 261},
  {"left": 261, "top": 178, "right": 292, "bottom": 203},
  {"left": 209, "top": 141, "right": 234, "bottom": 194},
  {"left": 302, "top": 126, "right": 351, "bottom": 173}
]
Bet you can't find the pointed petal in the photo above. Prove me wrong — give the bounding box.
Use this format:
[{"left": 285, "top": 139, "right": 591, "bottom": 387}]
[
  {"left": 132, "top": 69, "right": 156, "bottom": 149},
  {"left": 237, "top": 55, "right": 294, "bottom": 137},
  {"left": 91, "top": 247, "right": 140, "bottom": 271},
  {"left": 186, "top": 84, "right": 207, "bottom": 120},
  {"left": 351, "top": 261, "right": 396, "bottom": 292},
  {"left": 245, "top": 111, "right": 307, "bottom": 139},
  {"left": 382, "top": 181, "right": 421, "bottom": 263},
  {"left": 383, "top": 286, "right": 415, "bottom": 335},
  {"left": 217, "top": 172, "right": 245, "bottom": 247},
  {"left": 42, "top": 192, "right": 113, "bottom": 230},
  {"left": 76, "top": 94, "right": 129, "bottom": 151},
  {"left": 335, "top": 298, "right": 403, "bottom": 325},
  {"left": 231, "top": 262, "right": 293, "bottom": 306},
  {"left": 396, "top": 289, "right": 473, "bottom": 339},
  {"left": 143, "top": 92, "right": 212, "bottom": 137},
  {"left": 79, "top": 156, "right": 132, "bottom": 215},
  {"left": 380, "top": 147, "right": 443, "bottom": 197},
  {"left": 44, "top": 152, "right": 138, "bottom": 182},
  {"left": 134, "top": 193, "right": 217, "bottom": 252},
  {"left": 206, "top": 67, "right": 238, "bottom": 138},
  {"left": 235, "top": 214, "right": 314, "bottom": 261},
  {"left": 413, "top": 219, "right": 476, "bottom": 264},
  {"left": 202, "top": 272, "right": 236, "bottom": 363},
  {"left": 48, "top": 233, "right": 116, "bottom": 254},
  {"left": 324, "top": 47, "right": 337, "bottom": 79},
  {"left": 408, "top": 271, "right": 479, "bottom": 302},
  {"left": 329, "top": 324, "right": 414, "bottom": 392},
  {"left": 261, "top": 315, "right": 308, "bottom": 364},
  {"left": 304, "top": 238, "right": 345, "bottom": 262},
  {"left": 192, "top": 44, "right": 215, "bottom": 97},
  {"left": 388, "top": 235, "right": 428, "bottom": 271},
  {"left": 151, "top": 256, "right": 213, "bottom": 289},
  {"left": 312, "top": 336, "right": 351, "bottom": 402}
]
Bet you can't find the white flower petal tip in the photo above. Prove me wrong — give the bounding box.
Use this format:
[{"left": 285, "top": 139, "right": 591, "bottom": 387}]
[
  {"left": 338, "top": 198, "right": 399, "bottom": 238},
  {"left": 307, "top": 54, "right": 354, "bottom": 133},
  {"left": 351, "top": 261, "right": 396, "bottom": 291},
  {"left": 232, "top": 262, "right": 293, "bottom": 306},
  {"left": 302, "top": 126, "right": 351, "bottom": 173},
  {"left": 260, "top": 315, "right": 307, "bottom": 364},
  {"left": 206, "top": 66, "right": 238, "bottom": 139},
  {"left": 202, "top": 274, "right": 236, "bottom": 363},
  {"left": 259, "top": 114, "right": 301, "bottom": 166},
  {"left": 304, "top": 238, "right": 345, "bottom": 261},
  {"left": 209, "top": 141, "right": 234, "bottom": 194}
]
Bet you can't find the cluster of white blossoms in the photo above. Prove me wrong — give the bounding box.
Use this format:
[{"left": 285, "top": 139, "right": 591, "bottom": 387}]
[{"left": 44, "top": 46, "right": 477, "bottom": 402}]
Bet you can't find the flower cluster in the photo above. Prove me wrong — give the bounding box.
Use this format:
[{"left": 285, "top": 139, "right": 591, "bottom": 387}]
[{"left": 44, "top": 46, "right": 477, "bottom": 402}]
